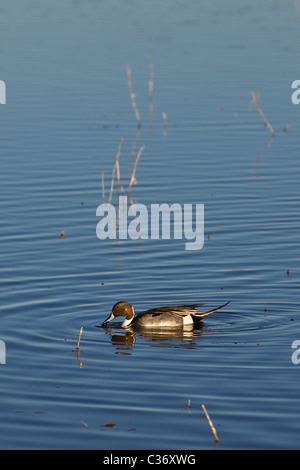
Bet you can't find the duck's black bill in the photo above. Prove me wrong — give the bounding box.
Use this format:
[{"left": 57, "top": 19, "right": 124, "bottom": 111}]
[{"left": 102, "top": 312, "right": 115, "bottom": 327}]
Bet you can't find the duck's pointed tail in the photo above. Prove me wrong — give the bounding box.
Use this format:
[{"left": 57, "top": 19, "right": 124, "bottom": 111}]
[{"left": 193, "top": 300, "right": 231, "bottom": 320}]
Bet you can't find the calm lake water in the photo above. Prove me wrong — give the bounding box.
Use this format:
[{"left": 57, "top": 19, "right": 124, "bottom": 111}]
[{"left": 1, "top": 0, "right": 300, "bottom": 450}]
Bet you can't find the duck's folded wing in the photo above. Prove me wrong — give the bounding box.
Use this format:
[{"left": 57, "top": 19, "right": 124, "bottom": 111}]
[
  {"left": 141, "top": 304, "right": 205, "bottom": 318},
  {"left": 148, "top": 301, "right": 230, "bottom": 319},
  {"left": 139, "top": 301, "right": 230, "bottom": 320}
]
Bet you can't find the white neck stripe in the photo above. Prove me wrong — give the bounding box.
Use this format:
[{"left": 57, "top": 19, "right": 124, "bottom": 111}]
[{"left": 122, "top": 307, "right": 135, "bottom": 327}]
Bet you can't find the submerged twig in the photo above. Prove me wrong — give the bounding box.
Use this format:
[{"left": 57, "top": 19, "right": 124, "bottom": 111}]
[
  {"left": 202, "top": 404, "right": 219, "bottom": 443},
  {"left": 250, "top": 91, "right": 275, "bottom": 136},
  {"left": 126, "top": 65, "right": 141, "bottom": 128},
  {"left": 252, "top": 135, "right": 275, "bottom": 174}
]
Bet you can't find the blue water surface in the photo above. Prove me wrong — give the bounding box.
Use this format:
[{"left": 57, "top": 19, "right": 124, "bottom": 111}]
[{"left": 0, "top": 0, "right": 300, "bottom": 449}]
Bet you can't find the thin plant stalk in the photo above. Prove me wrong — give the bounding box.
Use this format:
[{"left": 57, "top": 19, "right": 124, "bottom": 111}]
[
  {"left": 101, "top": 171, "right": 105, "bottom": 203},
  {"left": 126, "top": 64, "right": 141, "bottom": 128},
  {"left": 149, "top": 57, "right": 154, "bottom": 129},
  {"left": 128, "top": 145, "right": 145, "bottom": 197},
  {"left": 250, "top": 91, "right": 275, "bottom": 136},
  {"left": 202, "top": 404, "right": 219, "bottom": 443},
  {"left": 76, "top": 326, "right": 83, "bottom": 350},
  {"left": 108, "top": 138, "right": 123, "bottom": 204}
]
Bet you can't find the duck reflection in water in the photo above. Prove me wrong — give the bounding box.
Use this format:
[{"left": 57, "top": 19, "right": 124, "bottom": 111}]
[{"left": 100, "top": 323, "right": 220, "bottom": 354}]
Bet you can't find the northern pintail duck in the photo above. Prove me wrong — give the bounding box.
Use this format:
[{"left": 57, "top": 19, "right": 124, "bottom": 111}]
[{"left": 102, "top": 300, "right": 231, "bottom": 328}]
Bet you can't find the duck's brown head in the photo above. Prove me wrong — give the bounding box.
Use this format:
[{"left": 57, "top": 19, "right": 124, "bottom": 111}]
[{"left": 102, "top": 301, "right": 135, "bottom": 327}]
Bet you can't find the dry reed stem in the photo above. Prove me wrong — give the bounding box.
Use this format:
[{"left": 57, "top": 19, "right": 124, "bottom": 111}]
[
  {"left": 149, "top": 57, "right": 154, "bottom": 125},
  {"left": 101, "top": 171, "right": 105, "bottom": 203},
  {"left": 127, "top": 145, "right": 145, "bottom": 214},
  {"left": 202, "top": 404, "right": 219, "bottom": 442},
  {"left": 248, "top": 91, "right": 259, "bottom": 111},
  {"left": 251, "top": 91, "right": 275, "bottom": 136},
  {"left": 76, "top": 326, "right": 83, "bottom": 350},
  {"left": 128, "top": 127, "right": 141, "bottom": 177},
  {"left": 108, "top": 138, "right": 123, "bottom": 204},
  {"left": 126, "top": 64, "right": 141, "bottom": 128},
  {"left": 116, "top": 157, "right": 126, "bottom": 229},
  {"left": 283, "top": 121, "right": 290, "bottom": 134},
  {"left": 116, "top": 154, "right": 125, "bottom": 197},
  {"left": 128, "top": 145, "right": 145, "bottom": 196},
  {"left": 162, "top": 112, "right": 167, "bottom": 137},
  {"left": 149, "top": 57, "right": 154, "bottom": 102}
]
